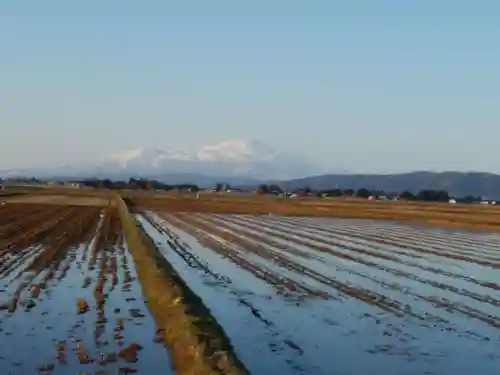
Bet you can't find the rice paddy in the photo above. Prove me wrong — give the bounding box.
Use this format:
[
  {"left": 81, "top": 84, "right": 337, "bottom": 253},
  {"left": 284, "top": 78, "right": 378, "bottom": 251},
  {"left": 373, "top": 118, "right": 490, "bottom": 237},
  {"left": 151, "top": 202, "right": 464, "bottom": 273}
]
[{"left": 1, "top": 195, "right": 499, "bottom": 374}]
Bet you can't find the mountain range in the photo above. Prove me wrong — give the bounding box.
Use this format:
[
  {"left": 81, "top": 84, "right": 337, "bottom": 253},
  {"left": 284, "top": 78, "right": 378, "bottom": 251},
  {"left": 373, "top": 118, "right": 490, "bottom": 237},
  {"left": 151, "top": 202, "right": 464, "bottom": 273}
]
[
  {"left": 276, "top": 172, "right": 500, "bottom": 199},
  {"left": 0, "top": 140, "right": 331, "bottom": 185},
  {"left": 1, "top": 139, "right": 499, "bottom": 198}
]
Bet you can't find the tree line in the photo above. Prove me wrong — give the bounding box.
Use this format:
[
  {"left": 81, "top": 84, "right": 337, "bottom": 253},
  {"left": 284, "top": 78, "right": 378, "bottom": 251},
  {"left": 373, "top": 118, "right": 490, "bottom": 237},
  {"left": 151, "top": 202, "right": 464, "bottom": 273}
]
[
  {"left": 78, "top": 178, "right": 199, "bottom": 192},
  {"left": 72, "top": 178, "right": 485, "bottom": 203},
  {"left": 255, "top": 184, "right": 484, "bottom": 203}
]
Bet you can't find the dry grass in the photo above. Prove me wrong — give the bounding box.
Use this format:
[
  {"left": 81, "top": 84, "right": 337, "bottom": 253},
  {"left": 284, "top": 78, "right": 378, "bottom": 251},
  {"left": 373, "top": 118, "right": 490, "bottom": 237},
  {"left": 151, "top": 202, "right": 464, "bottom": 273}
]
[
  {"left": 115, "top": 195, "right": 249, "bottom": 375},
  {"left": 129, "top": 193, "right": 500, "bottom": 232},
  {"left": 4, "top": 194, "right": 111, "bottom": 207}
]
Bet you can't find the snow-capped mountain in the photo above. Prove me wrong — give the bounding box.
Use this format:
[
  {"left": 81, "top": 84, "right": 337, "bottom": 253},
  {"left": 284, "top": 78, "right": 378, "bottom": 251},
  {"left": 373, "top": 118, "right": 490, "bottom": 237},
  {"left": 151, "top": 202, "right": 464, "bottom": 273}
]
[
  {"left": 1, "top": 140, "right": 331, "bottom": 184},
  {"left": 96, "top": 139, "right": 323, "bottom": 180},
  {"left": 106, "top": 140, "right": 283, "bottom": 166}
]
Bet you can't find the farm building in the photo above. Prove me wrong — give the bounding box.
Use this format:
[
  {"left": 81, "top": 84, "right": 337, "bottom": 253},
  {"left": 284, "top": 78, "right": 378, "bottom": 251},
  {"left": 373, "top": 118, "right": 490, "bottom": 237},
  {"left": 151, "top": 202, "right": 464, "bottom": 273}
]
[{"left": 64, "top": 182, "right": 81, "bottom": 188}]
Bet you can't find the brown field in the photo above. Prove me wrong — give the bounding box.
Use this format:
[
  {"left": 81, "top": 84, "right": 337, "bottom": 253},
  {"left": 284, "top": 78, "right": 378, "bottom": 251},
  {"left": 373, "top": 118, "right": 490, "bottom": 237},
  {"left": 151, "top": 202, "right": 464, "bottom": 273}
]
[
  {"left": 3, "top": 194, "right": 112, "bottom": 207},
  {"left": 3, "top": 188, "right": 500, "bottom": 230},
  {"left": 0, "top": 195, "right": 247, "bottom": 375},
  {"left": 1, "top": 189, "right": 500, "bottom": 374},
  {"left": 126, "top": 192, "right": 500, "bottom": 232}
]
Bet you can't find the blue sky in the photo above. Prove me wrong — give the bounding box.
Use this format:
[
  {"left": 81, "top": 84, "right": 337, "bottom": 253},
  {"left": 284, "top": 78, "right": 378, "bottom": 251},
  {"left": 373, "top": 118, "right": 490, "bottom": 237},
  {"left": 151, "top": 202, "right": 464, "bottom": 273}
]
[{"left": 1, "top": 1, "right": 499, "bottom": 173}]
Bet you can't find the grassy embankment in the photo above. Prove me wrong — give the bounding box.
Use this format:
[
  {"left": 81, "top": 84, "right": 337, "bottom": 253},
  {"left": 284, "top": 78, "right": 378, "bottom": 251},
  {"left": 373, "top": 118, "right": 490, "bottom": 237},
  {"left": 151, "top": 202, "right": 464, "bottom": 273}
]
[{"left": 115, "top": 194, "right": 249, "bottom": 375}]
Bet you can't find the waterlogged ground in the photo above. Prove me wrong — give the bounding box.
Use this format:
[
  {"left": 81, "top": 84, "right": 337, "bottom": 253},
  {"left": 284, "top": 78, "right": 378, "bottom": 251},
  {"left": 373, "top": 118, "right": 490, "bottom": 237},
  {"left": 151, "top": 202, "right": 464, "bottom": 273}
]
[
  {"left": 2, "top": 201, "right": 500, "bottom": 375},
  {"left": 0, "top": 205, "right": 172, "bottom": 374},
  {"left": 139, "top": 211, "right": 500, "bottom": 375}
]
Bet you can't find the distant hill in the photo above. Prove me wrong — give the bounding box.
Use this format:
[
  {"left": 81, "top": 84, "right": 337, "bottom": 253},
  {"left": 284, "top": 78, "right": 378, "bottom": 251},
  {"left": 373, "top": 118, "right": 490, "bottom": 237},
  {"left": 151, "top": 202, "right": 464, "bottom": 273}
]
[
  {"left": 276, "top": 172, "right": 500, "bottom": 199},
  {"left": 4, "top": 162, "right": 500, "bottom": 199}
]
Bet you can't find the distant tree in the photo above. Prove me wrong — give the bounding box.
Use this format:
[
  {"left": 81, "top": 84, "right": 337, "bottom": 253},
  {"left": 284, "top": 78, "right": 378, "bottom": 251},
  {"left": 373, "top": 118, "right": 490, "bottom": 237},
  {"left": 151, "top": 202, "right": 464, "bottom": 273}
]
[
  {"left": 461, "top": 195, "right": 480, "bottom": 204},
  {"left": 330, "top": 189, "right": 343, "bottom": 197},
  {"left": 129, "top": 178, "right": 147, "bottom": 190},
  {"left": 79, "top": 179, "right": 95, "bottom": 188},
  {"left": 399, "top": 191, "right": 414, "bottom": 200},
  {"left": 436, "top": 190, "right": 450, "bottom": 202},
  {"left": 128, "top": 178, "right": 139, "bottom": 189},
  {"left": 356, "top": 188, "right": 371, "bottom": 198},
  {"left": 416, "top": 190, "right": 430, "bottom": 201},
  {"left": 258, "top": 184, "right": 269, "bottom": 194},
  {"left": 113, "top": 180, "right": 127, "bottom": 190},
  {"left": 268, "top": 184, "right": 283, "bottom": 194},
  {"left": 416, "top": 189, "right": 450, "bottom": 202},
  {"left": 149, "top": 180, "right": 167, "bottom": 190},
  {"left": 343, "top": 188, "right": 355, "bottom": 197},
  {"left": 417, "top": 190, "right": 430, "bottom": 201},
  {"left": 101, "top": 179, "right": 114, "bottom": 189},
  {"left": 215, "top": 183, "right": 229, "bottom": 192}
]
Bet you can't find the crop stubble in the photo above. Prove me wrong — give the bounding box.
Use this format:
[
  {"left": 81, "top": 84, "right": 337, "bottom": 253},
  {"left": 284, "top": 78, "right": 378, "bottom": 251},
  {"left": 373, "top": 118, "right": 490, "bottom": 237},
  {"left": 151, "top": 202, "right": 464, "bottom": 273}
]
[{"left": 0, "top": 203, "right": 172, "bottom": 374}]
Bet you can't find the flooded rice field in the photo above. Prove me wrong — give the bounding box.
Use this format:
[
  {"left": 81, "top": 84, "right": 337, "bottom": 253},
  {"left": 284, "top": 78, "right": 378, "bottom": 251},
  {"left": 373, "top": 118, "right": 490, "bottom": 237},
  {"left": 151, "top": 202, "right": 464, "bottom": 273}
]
[
  {"left": 139, "top": 211, "right": 500, "bottom": 375},
  {"left": 2, "top": 199, "right": 500, "bottom": 375},
  {"left": 0, "top": 204, "right": 171, "bottom": 374}
]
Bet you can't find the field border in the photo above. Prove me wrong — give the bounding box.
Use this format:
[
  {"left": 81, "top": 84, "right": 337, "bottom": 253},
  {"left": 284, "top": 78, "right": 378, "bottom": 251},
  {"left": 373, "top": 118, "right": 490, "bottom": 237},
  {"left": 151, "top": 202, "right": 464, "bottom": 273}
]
[{"left": 115, "top": 195, "right": 249, "bottom": 375}]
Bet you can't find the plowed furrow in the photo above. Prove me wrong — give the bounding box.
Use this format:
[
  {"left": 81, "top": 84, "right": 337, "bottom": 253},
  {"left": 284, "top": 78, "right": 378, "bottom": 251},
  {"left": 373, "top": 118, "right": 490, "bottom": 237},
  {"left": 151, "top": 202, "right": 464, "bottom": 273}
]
[
  {"left": 255, "top": 216, "right": 500, "bottom": 260},
  {"left": 161, "top": 213, "right": 323, "bottom": 298},
  {"left": 223, "top": 215, "right": 500, "bottom": 292},
  {"left": 315, "top": 218, "right": 500, "bottom": 251},
  {"left": 196, "top": 214, "right": 500, "bottom": 328},
  {"left": 308, "top": 219, "right": 500, "bottom": 261},
  {"left": 0, "top": 205, "right": 65, "bottom": 242},
  {"left": 0, "top": 206, "right": 77, "bottom": 255},
  {"left": 171, "top": 213, "right": 439, "bottom": 319},
  {"left": 142, "top": 211, "right": 230, "bottom": 281},
  {"left": 208, "top": 215, "right": 500, "bottom": 308},
  {"left": 272, "top": 216, "right": 500, "bottom": 266}
]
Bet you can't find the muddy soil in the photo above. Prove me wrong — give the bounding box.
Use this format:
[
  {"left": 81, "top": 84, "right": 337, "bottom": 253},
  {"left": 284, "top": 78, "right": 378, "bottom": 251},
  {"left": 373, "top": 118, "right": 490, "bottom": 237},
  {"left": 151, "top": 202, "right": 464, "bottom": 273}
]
[{"left": 0, "top": 205, "right": 172, "bottom": 374}]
